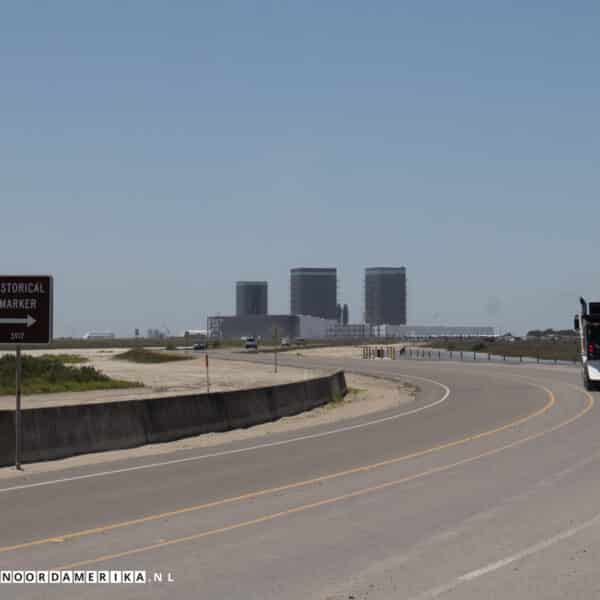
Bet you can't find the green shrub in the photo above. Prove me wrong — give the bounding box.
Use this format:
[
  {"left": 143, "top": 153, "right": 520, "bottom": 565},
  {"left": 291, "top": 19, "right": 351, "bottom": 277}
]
[
  {"left": 471, "top": 342, "right": 487, "bottom": 352},
  {"left": 0, "top": 354, "right": 140, "bottom": 395}
]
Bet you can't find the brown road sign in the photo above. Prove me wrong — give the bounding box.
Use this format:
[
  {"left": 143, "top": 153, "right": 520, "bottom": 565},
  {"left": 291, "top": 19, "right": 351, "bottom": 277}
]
[{"left": 0, "top": 276, "right": 54, "bottom": 345}]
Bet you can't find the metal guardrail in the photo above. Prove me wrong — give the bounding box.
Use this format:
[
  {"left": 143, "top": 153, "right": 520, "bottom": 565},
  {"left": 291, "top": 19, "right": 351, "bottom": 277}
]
[{"left": 361, "top": 346, "right": 579, "bottom": 367}]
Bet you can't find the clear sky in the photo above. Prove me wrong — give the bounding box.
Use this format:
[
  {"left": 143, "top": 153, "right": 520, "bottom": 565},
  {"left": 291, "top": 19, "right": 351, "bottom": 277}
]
[{"left": 2, "top": 1, "right": 598, "bottom": 336}]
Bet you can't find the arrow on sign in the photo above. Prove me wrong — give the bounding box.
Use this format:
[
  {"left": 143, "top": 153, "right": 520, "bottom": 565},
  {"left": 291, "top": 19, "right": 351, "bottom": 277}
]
[{"left": 0, "top": 315, "right": 37, "bottom": 327}]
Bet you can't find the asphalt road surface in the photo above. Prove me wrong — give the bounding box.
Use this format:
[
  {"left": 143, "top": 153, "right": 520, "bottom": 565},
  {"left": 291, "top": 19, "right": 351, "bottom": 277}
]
[{"left": 0, "top": 351, "right": 597, "bottom": 599}]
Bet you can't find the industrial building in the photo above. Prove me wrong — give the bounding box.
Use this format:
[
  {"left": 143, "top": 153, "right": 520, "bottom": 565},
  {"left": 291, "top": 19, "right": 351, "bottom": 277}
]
[
  {"left": 290, "top": 268, "right": 337, "bottom": 320},
  {"left": 207, "top": 265, "right": 498, "bottom": 341},
  {"left": 327, "top": 323, "right": 372, "bottom": 338},
  {"left": 82, "top": 331, "right": 115, "bottom": 340},
  {"left": 236, "top": 281, "right": 268, "bottom": 316},
  {"left": 364, "top": 267, "right": 407, "bottom": 326},
  {"left": 207, "top": 314, "right": 336, "bottom": 341},
  {"left": 326, "top": 323, "right": 496, "bottom": 339},
  {"left": 372, "top": 324, "right": 497, "bottom": 338},
  {"left": 208, "top": 315, "right": 297, "bottom": 340}
]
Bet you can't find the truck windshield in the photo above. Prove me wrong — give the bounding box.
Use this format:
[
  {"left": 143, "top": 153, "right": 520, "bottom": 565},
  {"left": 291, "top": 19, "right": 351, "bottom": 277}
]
[
  {"left": 587, "top": 325, "right": 600, "bottom": 359},
  {"left": 589, "top": 325, "right": 600, "bottom": 345}
]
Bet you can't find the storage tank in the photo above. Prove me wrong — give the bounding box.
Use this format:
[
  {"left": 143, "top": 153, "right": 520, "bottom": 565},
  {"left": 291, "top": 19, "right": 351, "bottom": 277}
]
[
  {"left": 290, "top": 268, "right": 337, "bottom": 320},
  {"left": 236, "top": 281, "right": 268, "bottom": 316},
  {"left": 364, "top": 267, "right": 407, "bottom": 326}
]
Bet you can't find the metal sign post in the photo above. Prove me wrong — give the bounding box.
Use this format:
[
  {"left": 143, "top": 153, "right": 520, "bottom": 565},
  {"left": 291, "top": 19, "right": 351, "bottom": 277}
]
[
  {"left": 205, "top": 353, "right": 210, "bottom": 393},
  {"left": 273, "top": 326, "right": 279, "bottom": 374},
  {"left": 0, "top": 275, "right": 54, "bottom": 470},
  {"left": 15, "top": 346, "right": 22, "bottom": 471}
]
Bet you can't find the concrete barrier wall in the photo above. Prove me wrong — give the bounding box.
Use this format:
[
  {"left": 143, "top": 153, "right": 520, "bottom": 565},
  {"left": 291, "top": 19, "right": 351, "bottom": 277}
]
[{"left": 0, "top": 371, "right": 347, "bottom": 467}]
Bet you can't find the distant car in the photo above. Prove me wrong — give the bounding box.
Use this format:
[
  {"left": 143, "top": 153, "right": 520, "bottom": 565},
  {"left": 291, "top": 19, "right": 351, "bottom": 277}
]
[
  {"left": 281, "top": 337, "right": 290, "bottom": 346},
  {"left": 193, "top": 342, "right": 207, "bottom": 351},
  {"left": 295, "top": 337, "right": 306, "bottom": 345},
  {"left": 245, "top": 337, "right": 258, "bottom": 350}
]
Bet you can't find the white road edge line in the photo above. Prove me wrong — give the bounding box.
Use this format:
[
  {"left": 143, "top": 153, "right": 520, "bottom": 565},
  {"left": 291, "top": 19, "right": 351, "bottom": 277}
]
[
  {"left": 412, "top": 511, "right": 600, "bottom": 599},
  {"left": 0, "top": 372, "right": 450, "bottom": 494}
]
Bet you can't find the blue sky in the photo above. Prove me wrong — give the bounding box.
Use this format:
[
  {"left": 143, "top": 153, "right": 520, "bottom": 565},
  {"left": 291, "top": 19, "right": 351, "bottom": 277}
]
[{"left": 1, "top": 1, "right": 598, "bottom": 336}]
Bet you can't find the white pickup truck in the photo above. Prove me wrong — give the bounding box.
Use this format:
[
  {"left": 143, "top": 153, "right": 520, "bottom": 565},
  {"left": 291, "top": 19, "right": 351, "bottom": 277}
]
[{"left": 575, "top": 298, "right": 600, "bottom": 391}]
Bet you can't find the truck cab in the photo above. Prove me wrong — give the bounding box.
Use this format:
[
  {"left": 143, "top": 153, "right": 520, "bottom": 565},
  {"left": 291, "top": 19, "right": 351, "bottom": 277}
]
[{"left": 575, "top": 298, "right": 600, "bottom": 390}]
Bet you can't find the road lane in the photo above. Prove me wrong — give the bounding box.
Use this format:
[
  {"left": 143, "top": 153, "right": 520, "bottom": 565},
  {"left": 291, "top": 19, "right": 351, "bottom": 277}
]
[
  {"left": 0, "top": 354, "right": 596, "bottom": 599},
  {"left": 0, "top": 366, "right": 543, "bottom": 547}
]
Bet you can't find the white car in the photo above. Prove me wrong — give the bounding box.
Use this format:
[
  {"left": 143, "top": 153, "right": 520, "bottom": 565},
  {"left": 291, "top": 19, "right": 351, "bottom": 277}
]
[{"left": 244, "top": 337, "right": 258, "bottom": 350}]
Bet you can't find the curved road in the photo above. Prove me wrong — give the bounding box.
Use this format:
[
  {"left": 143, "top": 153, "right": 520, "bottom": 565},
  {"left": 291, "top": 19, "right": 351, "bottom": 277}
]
[{"left": 0, "top": 352, "right": 597, "bottom": 599}]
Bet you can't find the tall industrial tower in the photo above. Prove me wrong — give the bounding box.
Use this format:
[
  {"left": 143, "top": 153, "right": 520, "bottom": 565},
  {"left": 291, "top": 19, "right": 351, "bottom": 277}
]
[
  {"left": 290, "top": 268, "right": 337, "bottom": 320},
  {"left": 364, "top": 267, "right": 407, "bottom": 325},
  {"left": 236, "top": 281, "right": 268, "bottom": 316}
]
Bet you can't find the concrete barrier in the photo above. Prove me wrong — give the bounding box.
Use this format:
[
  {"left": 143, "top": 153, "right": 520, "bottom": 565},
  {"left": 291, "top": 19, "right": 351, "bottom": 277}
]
[{"left": 0, "top": 371, "right": 347, "bottom": 467}]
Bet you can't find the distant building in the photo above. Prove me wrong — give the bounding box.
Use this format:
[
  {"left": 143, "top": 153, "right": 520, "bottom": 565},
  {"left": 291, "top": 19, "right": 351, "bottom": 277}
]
[
  {"left": 183, "top": 329, "right": 208, "bottom": 339},
  {"left": 364, "top": 267, "right": 407, "bottom": 326},
  {"left": 290, "top": 268, "right": 337, "bottom": 320},
  {"left": 296, "top": 315, "right": 337, "bottom": 339},
  {"left": 372, "top": 325, "right": 497, "bottom": 338},
  {"left": 326, "top": 323, "right": 496, "bottom": 339},
  {"left": 208, "top": 315, "right": 296, "bottom": 340},
  {"left": 82, "top": 332, "right": 115, "bottom": 340},
  {"left": 236, "top": 281, "right": 268, "bottom": 316},
  {"left": 207, "top": 314, "right": 336, "bottom": 340},
  {"left": 146, "top": 328, "right": 167, "bottom": 339},
  {"left": 327, "top": 323, "right": 371, "bottom": 338}
]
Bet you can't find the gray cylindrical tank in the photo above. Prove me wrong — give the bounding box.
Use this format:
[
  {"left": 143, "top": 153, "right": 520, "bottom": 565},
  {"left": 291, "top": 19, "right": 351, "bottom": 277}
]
[
  {"left": 236, "top": 281, "right": 268, "bottom": 316},
  {"left": 364, "top": 267, "right": 407, "bottom": 326},
  {"left": 290, "top": 268, "right": 337, "bottom": 320}
]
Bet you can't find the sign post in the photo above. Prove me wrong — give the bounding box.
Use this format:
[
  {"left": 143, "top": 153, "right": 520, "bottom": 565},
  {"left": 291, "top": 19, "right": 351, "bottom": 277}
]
[
  {"left": 0, "top": 275, "right": 54, "bottom": 470},
  {"left": 205, "top": 353, "right": 210, "bottom": 393},
  {"left": 273, "top": 326, "right": 279, "bottom": 374},
  {"left": 15, "top": 346, "right": 22, "bottom": 470}
]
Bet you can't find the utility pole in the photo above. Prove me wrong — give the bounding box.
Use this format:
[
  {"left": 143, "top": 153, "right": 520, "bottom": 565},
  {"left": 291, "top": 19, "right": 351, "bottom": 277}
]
[{"left": 15, "top": 346, "right": 22, "bottom": 471}]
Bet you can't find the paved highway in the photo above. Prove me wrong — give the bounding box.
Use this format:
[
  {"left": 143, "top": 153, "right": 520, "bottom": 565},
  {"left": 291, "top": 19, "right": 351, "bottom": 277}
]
[{"left": 0, "top": 352, "right": 597, "bottom": 599}]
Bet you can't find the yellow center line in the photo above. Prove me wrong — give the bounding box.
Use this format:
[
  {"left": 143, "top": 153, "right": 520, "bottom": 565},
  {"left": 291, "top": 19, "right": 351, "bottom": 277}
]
[
  {"left": 54, "top": 388, "right": 593, "bottom": 571},
  {"left": 0, "top": 380, "right": 555, "bottom": 555}
]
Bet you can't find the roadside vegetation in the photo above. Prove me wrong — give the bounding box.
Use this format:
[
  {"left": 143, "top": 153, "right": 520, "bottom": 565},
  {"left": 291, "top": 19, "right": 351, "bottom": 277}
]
[
  {"left": 526, "top": 328, "right": 576, "bottom": 338},
  {"left": 0, "top": 355, "right": 141, "bottom": 395},
  {"left": 425, "top": 339, "right": 579, "bottom": 362},
  {"left": 113, "top": 348, "right": 194, "bottom": 364},
  {"left": 40, "top": 353, "right": 89, "bottom": 364}
]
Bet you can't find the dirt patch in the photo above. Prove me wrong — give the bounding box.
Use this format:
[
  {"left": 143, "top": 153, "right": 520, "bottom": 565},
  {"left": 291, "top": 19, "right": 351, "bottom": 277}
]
[
  {"left": 294, "top": 346, "right": 365, "bottom": 359},
  {"left": 0, "top": 348, "right": 326, "bottom": 409}
]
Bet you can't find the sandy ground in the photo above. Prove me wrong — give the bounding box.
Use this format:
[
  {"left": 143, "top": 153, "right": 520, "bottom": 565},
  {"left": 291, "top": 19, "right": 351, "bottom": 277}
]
[
  {"left": 292, "top": 344, "right": 426, "bottom": 359},
  {"left": 0, "top": 372, "right": 416, "bottom": 478},
  {"left": 0, "top": 348, "right": 327, "bottom": 409},
  {"left": 292, "top": 346, "right": 365, "bottom": 359}
]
